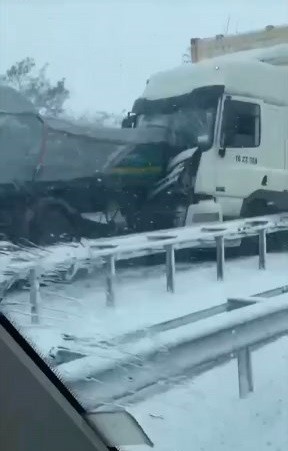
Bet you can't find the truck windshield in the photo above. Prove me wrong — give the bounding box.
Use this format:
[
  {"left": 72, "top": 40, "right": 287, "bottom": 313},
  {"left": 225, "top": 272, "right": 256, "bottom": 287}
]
[
  {"left": 136, "top": 102, "right": 217, "bottom": 150},
  {"left": 0, "top": 113, "right": 43, "bottom": 158}
]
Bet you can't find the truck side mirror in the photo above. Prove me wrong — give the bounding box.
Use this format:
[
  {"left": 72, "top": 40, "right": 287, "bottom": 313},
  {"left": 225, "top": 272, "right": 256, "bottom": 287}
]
[
  {"left": 121, "top": 112, "right": 137, "bottom": 128},
  {"left": 197, "top": 134, "right": 210, "bottom": 151}
]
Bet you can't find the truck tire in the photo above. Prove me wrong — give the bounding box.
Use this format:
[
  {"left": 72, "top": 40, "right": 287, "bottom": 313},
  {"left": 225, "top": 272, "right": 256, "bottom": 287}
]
[
  {"left": 30, "top": 206, "right": 77, "bottom": 246},
  {"left": 135, "top": 192, "right": 189, "bottom": 232}
]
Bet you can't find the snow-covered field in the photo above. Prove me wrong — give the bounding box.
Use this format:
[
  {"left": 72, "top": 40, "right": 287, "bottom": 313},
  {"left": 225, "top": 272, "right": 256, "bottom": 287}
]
[{"left": 2, "top": 251, "right": 288, "bottom": 450}]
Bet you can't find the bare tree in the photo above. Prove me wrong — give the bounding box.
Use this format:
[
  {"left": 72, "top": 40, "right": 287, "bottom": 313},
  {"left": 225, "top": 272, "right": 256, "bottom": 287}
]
[{"left": 2, "top": 57, "right": 70, "bottom": 116}]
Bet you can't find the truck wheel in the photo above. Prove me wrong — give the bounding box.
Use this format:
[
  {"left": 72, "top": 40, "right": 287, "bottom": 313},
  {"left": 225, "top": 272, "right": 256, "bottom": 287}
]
[
  {"left": 137, "top": 193, "right": 189, "bottom": 231},
  {"left": 30, "top": 207, "right": 77, "bottom": 246}
]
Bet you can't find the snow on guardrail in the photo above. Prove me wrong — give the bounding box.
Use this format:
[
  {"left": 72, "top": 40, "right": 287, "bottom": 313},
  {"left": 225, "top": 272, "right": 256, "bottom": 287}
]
[
  {"left": 26, "top": 213, "right": 288, "bottom": 313},
  {"left": 59, "top": 293, "right": 288, "bottom": 409},
  {"left": 3, "top": 215, "right": 288, "bottom": 410},
  {"left": 1, "top": 212, "right": 288, "bottom": 319}
]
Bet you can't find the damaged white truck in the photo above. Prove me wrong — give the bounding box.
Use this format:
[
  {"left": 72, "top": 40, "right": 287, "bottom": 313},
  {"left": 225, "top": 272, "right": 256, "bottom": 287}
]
[{"left": 103, "top": 25, "right": 288, "bottom": 239}]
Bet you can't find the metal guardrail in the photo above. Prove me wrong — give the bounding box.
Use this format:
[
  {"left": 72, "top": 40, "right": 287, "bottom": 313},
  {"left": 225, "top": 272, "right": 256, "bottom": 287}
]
[
  {"left": 66, "top": 292, "right": 288, "bottom": 408},
  {"left": 50, "top": 281, "right": 288, "bottom": 367},
  {"left": 19, "top": 212, "right": 288, "bottom": 318},
  {"left": 1, "top": 213, "right": 288, "bottom": 322},
  {"left": 87, "top": 213, "right": 288, "bottom": 306},
  {"left": 3, "top": 217, "right": 288, "bottom": 409}
]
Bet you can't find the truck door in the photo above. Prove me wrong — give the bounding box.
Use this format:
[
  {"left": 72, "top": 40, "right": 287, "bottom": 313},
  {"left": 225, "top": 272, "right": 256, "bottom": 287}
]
[{"left": 214, "top": 96, "right": 265, "bottom": 217}]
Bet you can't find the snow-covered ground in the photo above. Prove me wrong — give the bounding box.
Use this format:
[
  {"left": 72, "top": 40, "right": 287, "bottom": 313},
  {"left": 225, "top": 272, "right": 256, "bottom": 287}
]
[
  {"left": 126, "top": 337, "right": 288, "bottom": 451},
  {"left": 2, "top": 251, "right": 288, "bottom": 450}
]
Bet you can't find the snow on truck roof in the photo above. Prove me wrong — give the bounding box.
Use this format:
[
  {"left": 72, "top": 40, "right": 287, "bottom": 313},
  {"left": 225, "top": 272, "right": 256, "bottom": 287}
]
[
  {"left": 142, "top": 44, "right": 288, "bottom": 106},
  {"left": 0, "top": 84, "right": 36, "bottom": 114}
]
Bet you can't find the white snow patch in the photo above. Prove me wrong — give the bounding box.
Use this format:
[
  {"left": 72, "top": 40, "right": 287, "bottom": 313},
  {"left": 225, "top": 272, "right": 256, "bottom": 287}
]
[{"left": 125, "top": 337, "right": 288, "bottom": 451}]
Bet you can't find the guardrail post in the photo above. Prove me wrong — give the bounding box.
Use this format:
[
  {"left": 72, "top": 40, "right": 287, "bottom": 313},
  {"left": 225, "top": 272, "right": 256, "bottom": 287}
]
[
  {"left": 237, "top": 347, "right": 254, "bottom": 398},
  {"left": 29, "top": 267, "right": 40, "bottom": 324},
  {"left": 215, "top": 235, "right": 225, "bottom": 281},
  {"left": 258, "top": 228, "right": 267, "bottom": 270},
  {"left": 165, "top": 244, "right": 175, "bottom": 293},
  {"left": 105, "top": 254, "right": 116, "bottom": 307}
]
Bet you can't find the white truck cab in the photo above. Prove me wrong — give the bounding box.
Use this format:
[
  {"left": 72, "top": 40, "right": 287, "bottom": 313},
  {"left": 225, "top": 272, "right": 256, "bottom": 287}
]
[{"left": 131, "top": 42, "right": 288, "bottom": 226}]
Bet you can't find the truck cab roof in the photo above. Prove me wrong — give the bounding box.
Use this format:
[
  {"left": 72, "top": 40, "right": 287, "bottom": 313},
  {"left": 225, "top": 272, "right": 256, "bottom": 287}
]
[{"left": 141, "top": 44, "right": 288, "bottom": 107}]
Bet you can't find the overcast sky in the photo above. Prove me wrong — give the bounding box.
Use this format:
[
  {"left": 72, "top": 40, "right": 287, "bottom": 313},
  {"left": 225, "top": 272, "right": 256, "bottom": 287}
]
[{"left": 1, "top": 0, "right": 287, "bottom": 114}]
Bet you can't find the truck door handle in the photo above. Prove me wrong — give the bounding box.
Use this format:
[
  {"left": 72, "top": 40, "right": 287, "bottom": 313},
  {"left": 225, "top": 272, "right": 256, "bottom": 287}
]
[{"left": 261, "top": 175, "right": 268, "bottom": 186}]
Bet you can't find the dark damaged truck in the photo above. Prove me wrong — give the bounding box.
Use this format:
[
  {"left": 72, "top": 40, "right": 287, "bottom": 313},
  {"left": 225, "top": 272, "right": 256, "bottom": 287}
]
[
  {"left": 0, "top": 85, "right": 119, "bottom": 243},
  {"left": 0, "top": 84, "right": 175, "bottom": 244}
]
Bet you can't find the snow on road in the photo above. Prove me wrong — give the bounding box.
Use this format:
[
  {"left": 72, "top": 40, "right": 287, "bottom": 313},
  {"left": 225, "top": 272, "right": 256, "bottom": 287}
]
[
  {"left": 125, "top": 337, "right": 288, "bottom": 451},
  {"left": 2, "top": 251, "right": 288, "bottom": 450}
]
